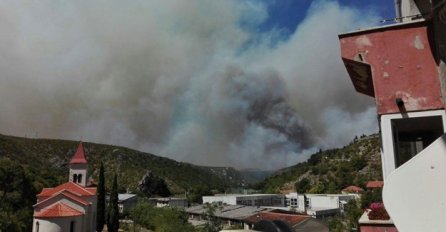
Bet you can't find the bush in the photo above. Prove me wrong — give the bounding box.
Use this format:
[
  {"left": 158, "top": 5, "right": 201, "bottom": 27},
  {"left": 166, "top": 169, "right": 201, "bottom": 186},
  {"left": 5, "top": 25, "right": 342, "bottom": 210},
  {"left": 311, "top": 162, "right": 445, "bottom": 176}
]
[{"left": 367, "top": 203, "right": 389, "bottom": 220}]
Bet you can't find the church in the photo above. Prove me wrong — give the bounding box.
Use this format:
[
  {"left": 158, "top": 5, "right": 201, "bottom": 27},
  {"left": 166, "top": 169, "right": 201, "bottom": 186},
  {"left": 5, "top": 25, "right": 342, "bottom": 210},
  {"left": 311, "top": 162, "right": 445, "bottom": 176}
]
[{"left": 33, "top": 143, "right": 97, "bottom": 232}]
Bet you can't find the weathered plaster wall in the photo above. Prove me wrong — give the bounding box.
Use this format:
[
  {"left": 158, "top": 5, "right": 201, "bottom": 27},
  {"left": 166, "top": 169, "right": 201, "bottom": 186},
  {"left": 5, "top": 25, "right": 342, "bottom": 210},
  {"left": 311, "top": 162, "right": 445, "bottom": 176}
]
[{"left": 340, "top": 22, "right": 444, "bottom": 115}]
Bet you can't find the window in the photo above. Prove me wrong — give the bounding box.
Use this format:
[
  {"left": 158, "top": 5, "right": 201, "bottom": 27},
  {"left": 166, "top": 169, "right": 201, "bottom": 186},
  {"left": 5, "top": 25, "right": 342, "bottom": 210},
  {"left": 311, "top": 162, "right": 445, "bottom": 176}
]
[
  {"left": 70, "top": 221, "right": 75, "bottom": 232},
  {"left": 78, "top": 174, "right": 82, "bottom": 183},
  {"left": 392, "top": 116, "right": 444, "bottom": 167},
  {"left": 73, "top": 174, "right": 78, "bottom": 183},
  {"left": 305, "top": 197, "right": 310, "bottom": 208}
]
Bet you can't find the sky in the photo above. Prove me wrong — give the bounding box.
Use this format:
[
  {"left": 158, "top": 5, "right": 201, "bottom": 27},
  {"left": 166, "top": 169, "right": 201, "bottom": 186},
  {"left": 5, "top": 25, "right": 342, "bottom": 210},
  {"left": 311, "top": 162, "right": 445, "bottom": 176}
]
[{"left": 0, "top": 0, "right": 395, "bottom": 170}]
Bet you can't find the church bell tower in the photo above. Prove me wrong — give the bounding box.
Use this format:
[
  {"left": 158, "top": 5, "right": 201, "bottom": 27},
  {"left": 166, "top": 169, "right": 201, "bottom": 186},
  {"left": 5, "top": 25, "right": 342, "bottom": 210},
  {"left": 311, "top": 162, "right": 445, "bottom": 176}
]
[{"left": 69, "top": 142, "right": 88, "bottom": 187}]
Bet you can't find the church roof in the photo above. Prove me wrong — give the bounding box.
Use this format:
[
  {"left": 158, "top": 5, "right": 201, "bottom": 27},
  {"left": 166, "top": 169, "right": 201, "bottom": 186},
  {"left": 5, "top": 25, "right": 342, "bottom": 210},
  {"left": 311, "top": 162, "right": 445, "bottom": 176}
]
[
  {"left": 36, "top": 190, "right": 92, "bottom": 207},
  {"left": 34, "top": 202, "right": 84, "bottom": 218},
  {"left": 38, "top": 182, "right": 96, "bottom": 197},
  {"left": 70, "top": 142, "right": 88, "bottom": 164}
]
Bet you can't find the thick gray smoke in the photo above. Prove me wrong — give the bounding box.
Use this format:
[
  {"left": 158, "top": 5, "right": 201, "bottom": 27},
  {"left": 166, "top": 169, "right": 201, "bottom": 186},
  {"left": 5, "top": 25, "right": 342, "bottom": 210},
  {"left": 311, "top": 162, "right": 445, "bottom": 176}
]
[{"left": 0, "top": 0, "right": 378, "bottom": 169}]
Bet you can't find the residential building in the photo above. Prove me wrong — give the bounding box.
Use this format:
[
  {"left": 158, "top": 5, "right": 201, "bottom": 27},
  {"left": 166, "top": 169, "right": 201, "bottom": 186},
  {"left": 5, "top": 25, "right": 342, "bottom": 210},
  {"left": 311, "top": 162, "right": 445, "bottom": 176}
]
[
  {"left": 32, "top": 143, "right": 97, "bottom": 232},
  {"left": 341, "top": 185, "right": 364, "bottom": 194},
  {"left": 365, "top": 181, "right": 384, "bottom": 189},
  {"left": 339, "top": 0, "right": 446, "bottom": 230}
]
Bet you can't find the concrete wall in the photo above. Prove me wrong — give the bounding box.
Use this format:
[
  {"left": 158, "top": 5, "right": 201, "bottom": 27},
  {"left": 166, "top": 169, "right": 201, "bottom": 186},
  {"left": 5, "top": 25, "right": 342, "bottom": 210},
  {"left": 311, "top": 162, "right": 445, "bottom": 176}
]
[
  {"left": 306, "top": 195, "right": 340, "bottom": 209},
  {"left": 33, "top": 217, "right": 83, "bottom": 232},
  {"left": 340, "top": 22, "right": 444, "bottom": 115},
  {"left": 69, "top": 164, "right": 88, "bottom": 187},
  {"left": 360, "top": 225, "right": 399, "bottom": 232}
]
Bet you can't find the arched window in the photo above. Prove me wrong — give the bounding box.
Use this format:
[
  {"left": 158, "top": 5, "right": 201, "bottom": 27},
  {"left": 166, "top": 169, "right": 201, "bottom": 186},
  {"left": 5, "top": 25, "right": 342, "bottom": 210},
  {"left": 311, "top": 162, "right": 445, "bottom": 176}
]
[
  {"left": 36, "top": 221, "right": 40, "bottom": 232},
  {"left": 73, "top": 174, "right": 78, "bottom": 183},
  {"left": 78, "top": 174, "right": 83, "bottom": 183}
]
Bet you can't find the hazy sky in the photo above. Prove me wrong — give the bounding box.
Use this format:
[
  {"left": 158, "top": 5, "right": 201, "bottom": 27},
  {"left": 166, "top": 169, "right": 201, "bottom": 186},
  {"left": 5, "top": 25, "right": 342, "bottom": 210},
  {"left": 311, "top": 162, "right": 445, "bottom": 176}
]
[{"left": 0, "top": 0, "right": 394, "bottom": 170}]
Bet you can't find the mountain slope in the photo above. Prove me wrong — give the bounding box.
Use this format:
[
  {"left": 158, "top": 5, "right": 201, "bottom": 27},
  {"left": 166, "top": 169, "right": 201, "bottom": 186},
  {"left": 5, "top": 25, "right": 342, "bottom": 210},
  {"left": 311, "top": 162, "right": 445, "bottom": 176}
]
[
  {"left": 260, "top": 134, "right": 382, "bottom": 193},
  {"left": 0, "top": 134, "right": 249, "bottom": 194}
]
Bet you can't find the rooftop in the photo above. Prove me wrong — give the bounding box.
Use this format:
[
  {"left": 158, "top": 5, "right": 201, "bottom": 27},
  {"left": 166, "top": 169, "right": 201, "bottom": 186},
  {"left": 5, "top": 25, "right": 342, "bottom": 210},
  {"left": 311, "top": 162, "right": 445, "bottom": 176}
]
[
  {"left": 70, "top": 142, "right": 88, "bottom": 164},
  {"left": 186, "top": 204, "right": 268, "bottom": 220},
  {"left": 34, "top": 202, "right": 84, "bottom": 218},
  {"left": 38, "top": 182, "right": 96, "bottom": 197},
  {"left": 366, "top": 181, "right": 384, "bottom": 188}
]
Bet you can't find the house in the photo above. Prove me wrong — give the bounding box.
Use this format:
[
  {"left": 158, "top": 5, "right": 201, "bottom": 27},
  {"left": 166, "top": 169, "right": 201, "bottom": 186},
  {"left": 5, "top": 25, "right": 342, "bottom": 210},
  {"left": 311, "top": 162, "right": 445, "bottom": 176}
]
[
  {"left": 365, "top": 181, "right": 383, "bottom": 189},
  {"left": 339, "top": 0, "right": 446, "bottom": 230},
  {"left": 202, "top": 194, "right": 285, "bottom": 207},
  {"left": 118, "top": 193, "right": 138, "bottom": 214},
  {"left": 341, "top": 185, "right": 364, "bottom": 194},
  {"left": 33, "top": 143, "right": 97, "bottom": 232}
]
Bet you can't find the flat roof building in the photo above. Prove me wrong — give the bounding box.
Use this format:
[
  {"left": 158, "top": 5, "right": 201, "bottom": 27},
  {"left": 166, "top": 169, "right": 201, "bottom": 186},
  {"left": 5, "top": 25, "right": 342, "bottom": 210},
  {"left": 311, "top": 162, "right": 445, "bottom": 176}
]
[{"left": 202, "top": 194, "right": 285, "bottom": 207}]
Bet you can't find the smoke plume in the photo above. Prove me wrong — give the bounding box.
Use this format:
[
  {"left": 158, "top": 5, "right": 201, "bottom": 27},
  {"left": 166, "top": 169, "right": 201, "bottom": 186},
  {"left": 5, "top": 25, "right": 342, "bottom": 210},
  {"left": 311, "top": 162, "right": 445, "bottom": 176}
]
[{"left": 0, "top": 0, "right": 379, "bottom": 169}]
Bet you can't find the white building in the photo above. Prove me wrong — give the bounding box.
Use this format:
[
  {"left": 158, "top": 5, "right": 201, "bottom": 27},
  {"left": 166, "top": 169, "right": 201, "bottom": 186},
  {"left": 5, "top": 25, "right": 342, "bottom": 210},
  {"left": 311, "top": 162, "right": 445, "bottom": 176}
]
[
  {"left": 285, "top": 193, "right": 356, "bottom": 219},
  {"left": 32, "top": 143, "right": 97, "bottom": 232},
  {"left": 202, "top": 194, "right": 284, "bottom": 207},
  {"left": 150, "top": 197, "right": 188, "bottom": 208}
]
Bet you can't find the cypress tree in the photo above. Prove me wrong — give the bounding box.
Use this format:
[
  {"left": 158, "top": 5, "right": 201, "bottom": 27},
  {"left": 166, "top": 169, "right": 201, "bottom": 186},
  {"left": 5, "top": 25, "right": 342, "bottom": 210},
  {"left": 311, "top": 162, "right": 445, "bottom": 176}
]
[
  {"left": 96, "top": 162, "right": 105, "bottom": 232},
  {"left": 107, "top": 173, "right": 119, "bottom": 232}
]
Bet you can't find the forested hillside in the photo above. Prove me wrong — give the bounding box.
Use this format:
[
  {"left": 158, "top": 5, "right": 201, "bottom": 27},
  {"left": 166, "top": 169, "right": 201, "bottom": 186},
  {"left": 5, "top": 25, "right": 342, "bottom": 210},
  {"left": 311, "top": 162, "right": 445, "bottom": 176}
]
[
  {"left": 0, "top": 134, "right": 254, "bottom": 192},
  {"left": 0, "top": 133, "right": 255, "bottom": 230},
  {"left": 260, "top": 134, "right": 382, "bottom": 193}
]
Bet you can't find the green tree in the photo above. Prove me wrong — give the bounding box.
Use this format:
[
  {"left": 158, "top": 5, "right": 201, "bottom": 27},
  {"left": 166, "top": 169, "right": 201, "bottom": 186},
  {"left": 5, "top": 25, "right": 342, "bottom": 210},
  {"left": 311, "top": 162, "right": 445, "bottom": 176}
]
[
  {"left": 328, "top": 217, "right": 346, "bottom": 232},
  {"left": 294, "top": 178, "right": 310, "bottom": 193},
  {"left": 130, "top": 201, "right": 156, "bottom": 230},
  {"left": 107, "top": 173, "right": 119, "bottom": 232},
  {"left": 201, "top": 203, "right": 223, "bottom": 232},
  {"left": 0, "top": 158, "right": 36, "bottom": 231},
  {"left": 308, "top": 181, "right": 327, "bottom": 194},
  {"left": 188, "top": 186, "right": 212, "bottom": 204},
  {"left": 345, "top": 199, "right": 363, "bottom": 230},
  {"left": 138, "top": 171, "right": 171, "bottom": 197},
  {"left": 96, "top": 162, "right": 105, "bottom": 232},
  {"left": 130, "top": 201, "right": 196, "bottom": 231},
  {"left": 153, "top": 207, "right": 195, "bottom": 232},
  {"left": 361, "top": 189, "right": 382, "bottom": 209}
]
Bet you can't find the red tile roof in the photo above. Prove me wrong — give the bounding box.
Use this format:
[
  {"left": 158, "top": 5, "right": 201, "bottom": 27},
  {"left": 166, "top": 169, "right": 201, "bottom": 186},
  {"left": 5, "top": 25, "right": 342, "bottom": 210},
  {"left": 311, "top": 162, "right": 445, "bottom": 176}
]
[
  {"left": 34, "top": 202, "right": 84, "bottom": 218},
  {"left": 70, "top": 142, "right": 88, "bottom": 164},
  {"left": 245, "top": 212, "right": 309, "bottom": 226},
  {"left": 366, "top": 181, "right": 384, "bottom": 188},
  {"left": 36, "top": 190, "right": 91, "bottom": 206},
  {"left": 38, "top": 182, "right": 96, "bottom": 197},
  {"left": 342, "top": 185, "right": 365, "bottom": 193}
]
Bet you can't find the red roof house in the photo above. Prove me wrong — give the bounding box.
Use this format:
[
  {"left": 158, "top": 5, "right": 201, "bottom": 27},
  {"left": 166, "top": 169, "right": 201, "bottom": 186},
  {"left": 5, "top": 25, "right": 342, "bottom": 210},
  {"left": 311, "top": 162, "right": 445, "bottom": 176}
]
[
  {"left": 342, "top": 185, "right": 365, "bottom": 193},
  {"left": 366, "top": 181, "right": 384, "bottom": 189}
]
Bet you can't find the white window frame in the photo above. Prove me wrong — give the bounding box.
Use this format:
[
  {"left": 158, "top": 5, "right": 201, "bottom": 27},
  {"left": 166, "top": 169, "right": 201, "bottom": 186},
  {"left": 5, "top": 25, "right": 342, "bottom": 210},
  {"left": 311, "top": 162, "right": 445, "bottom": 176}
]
[{"left": 380, "top": 109, "right": 446, "bottom": 179}]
